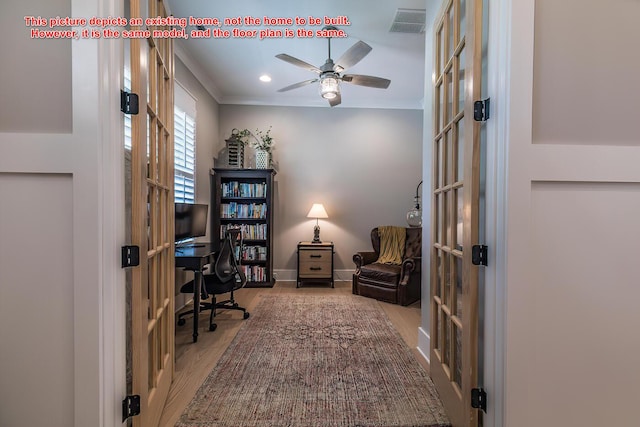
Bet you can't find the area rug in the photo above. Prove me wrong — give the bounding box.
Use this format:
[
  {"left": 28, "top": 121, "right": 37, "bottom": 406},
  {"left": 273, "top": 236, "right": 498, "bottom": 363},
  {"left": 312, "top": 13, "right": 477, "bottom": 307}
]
[{"left": 175, "top": 295, "right": 451, "bottom": 427}]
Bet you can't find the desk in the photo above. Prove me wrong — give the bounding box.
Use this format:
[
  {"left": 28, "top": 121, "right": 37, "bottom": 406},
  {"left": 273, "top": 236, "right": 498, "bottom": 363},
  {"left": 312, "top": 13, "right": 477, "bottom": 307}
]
[{"left": 175, "top": 243, "right": 216, "bottom": 342}]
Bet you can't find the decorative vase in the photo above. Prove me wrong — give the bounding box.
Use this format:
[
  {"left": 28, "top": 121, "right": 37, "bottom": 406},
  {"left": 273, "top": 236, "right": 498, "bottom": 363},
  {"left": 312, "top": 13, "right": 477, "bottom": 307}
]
[{"left": 255, "top": 149, "right": 269, "bottom": 169}]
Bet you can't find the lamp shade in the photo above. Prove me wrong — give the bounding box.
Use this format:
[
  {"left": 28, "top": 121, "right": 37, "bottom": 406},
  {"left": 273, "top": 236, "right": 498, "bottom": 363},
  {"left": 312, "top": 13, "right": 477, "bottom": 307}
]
[{"left": 307, "top": 203, "right": 328, "bottom": 219}]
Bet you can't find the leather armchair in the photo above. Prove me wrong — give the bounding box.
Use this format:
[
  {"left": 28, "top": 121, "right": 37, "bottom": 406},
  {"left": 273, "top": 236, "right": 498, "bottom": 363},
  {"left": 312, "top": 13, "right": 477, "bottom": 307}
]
[{"left": 352, "top": 227, "right": 422, "bottom": 306}]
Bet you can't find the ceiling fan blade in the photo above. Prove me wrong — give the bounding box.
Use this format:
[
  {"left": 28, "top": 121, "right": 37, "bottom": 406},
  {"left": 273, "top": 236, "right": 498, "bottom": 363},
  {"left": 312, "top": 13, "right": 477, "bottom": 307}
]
[
  {"left": 277, "top": 79, "right": 318, "bottom": 92},
  {"left": 333, "top": 41, "right": 372, "bottom": 72},
  {"left": 275, "top": 54, "right": 321, "bottom": 73},
  {"left": 328, "top": 93, "right": 342, "bottom": 107},
  {"left": 342, "top": 74, "right": 391, "bottom": 89}
]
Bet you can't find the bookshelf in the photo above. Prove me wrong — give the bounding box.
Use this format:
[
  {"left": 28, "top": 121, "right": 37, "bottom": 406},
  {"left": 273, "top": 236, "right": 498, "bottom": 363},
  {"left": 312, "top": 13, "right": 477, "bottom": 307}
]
[{"left": 211, "top": 168, "right": 276, "bottom": 287}]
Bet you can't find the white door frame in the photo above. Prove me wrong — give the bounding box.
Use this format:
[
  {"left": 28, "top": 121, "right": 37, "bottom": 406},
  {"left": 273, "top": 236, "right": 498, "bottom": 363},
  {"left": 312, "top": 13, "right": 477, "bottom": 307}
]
[
  {"left": 97, "top": 0, "right": 127, "bottom": 425},
  {"left": 94, "top": 0, "right": 127, "bottom": 425},
  {"left": 479, "top": 0, "right": 512, "bottom": 426}
]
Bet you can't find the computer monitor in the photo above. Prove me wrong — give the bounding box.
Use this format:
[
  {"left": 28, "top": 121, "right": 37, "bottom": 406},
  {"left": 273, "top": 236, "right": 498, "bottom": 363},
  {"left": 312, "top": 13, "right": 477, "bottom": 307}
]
[{"left": 175, "top": 203, "right": 208, "bottom": 243}]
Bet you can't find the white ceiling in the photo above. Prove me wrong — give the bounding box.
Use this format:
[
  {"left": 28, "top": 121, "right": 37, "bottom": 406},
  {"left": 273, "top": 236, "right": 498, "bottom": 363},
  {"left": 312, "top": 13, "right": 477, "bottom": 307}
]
[{"left": 166, "top": 0, "right": 428, "bottom": 109}]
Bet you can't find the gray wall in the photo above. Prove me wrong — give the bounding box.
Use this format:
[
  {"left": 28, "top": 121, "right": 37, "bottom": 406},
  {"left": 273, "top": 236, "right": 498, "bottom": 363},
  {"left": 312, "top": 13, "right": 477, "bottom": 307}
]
[{"left": 219, "top": 105, "right": 423, "bottom": 280}]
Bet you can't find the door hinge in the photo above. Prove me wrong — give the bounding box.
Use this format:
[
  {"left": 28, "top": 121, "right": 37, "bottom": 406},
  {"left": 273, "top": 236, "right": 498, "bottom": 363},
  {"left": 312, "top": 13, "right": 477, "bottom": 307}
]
[
  {"left": 121, "top": 245, "right": 140, "bottom": 268},
  {"left": 122, "top": 395, "right": 141, "bottom": 422},
  {"left": 474, "top": 98, "right": 490, "bottom": 122},
  {"left": 472, "top": 245, "right": 488, "bottom": 266},
  {"left": 471, "top": 388, "right": 487, "bottom": 413},
  {"left": 120, "top": 90, "right": 139, "bottom": 115}
]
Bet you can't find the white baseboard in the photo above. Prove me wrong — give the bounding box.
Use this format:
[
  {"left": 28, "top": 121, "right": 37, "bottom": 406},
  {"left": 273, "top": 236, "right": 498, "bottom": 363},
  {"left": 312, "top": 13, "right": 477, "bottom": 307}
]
[
  {"left": 273, "top": 269, "right": 354, "bottom": 282},
  {"left": 417, "top": 326, "right": 430, "bottom": 365}
]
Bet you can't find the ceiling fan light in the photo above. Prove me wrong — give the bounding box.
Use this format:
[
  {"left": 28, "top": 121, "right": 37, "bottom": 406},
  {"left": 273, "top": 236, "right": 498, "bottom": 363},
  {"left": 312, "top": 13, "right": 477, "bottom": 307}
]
[{"left": 319, "top": 75, "right": 340, "bottom": 99}]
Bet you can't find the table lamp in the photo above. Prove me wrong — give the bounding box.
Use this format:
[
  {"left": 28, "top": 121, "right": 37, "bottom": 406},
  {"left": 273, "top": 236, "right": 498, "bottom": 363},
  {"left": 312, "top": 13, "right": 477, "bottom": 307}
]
[
  {"left": 307, "top": 203, "right": 328, "bottom": 243},
  {"left": 406, "top": 180, "right": 423, "bottom": 227}
]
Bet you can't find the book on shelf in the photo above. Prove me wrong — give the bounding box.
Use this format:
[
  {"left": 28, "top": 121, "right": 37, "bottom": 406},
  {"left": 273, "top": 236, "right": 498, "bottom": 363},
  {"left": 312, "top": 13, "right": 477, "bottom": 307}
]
[
  {"left": 220, "top": 223, "right": 267, "bottom": 240},
  {"left": 221, "top": 181, "right": 267, "bottom": 198},
  {"left": 241, "top": 265, "right": 266, "bottom": 282},
  {"left": 242, "top": 245, "right": 267, "bottom": 261},
  {"left": 220, "top": 202, "right": 267, "bottom": 219}
]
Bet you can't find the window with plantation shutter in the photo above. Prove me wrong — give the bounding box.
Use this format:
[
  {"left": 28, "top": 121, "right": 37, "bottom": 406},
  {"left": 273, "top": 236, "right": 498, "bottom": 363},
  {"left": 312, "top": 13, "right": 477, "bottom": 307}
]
[
  {"left": 173, "top": 104, "right": 196, "bottom": 203},
  {"left": 173, "top": 82, "right": 197, "bottom": 203}
]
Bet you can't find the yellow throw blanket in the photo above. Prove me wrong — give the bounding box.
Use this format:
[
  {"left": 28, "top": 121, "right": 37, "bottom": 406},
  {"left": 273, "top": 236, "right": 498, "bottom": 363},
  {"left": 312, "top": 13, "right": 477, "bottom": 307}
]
[{"left": 377, "top": 226, "right": 406, "bottom": 265}]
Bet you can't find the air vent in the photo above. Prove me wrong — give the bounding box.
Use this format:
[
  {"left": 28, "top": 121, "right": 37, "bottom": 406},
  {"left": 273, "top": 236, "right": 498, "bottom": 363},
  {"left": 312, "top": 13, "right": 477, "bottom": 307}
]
[{"left": 389, "top": 8, "right": 426, "bottom": 34}]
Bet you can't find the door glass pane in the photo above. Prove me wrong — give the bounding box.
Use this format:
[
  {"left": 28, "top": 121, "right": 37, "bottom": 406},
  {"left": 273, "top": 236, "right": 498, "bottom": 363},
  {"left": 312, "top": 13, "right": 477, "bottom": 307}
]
[
  {"left": 434, "top": 308, "right": 442, "bottom": 352},
  {"left": 446, "top": 191, "right": 453, "bottom": 246},
  {"left": 154, "top": 187, "right": 160, "bottom": 248},
  {"left": 161, "top": 192, "right": 166, "bottom": 244},
  {"left": 447, "top": 5, "right": 454, "bottom": 59},
  {"left": 457, "top": 48, "right": 466, "bottom": 114},
  {"left": 158, "top": 252, "right": 164, "bottom": 302},
  {"left": 146, "top": 190, "right": 152, "bottom": 248},
  {"left": 439, "top": 80, "right": 445, "bottom": 131},
  {"left": 157, "top": 313, "right": 167, "bottom": 371},
  {"left": 438, "top": 25, "right": 445, "bottom": 76},
  {"left": 456, "top": 188, "right": 463, "bottom": 250},
  {"left": 434, "top": 137, "right": 440, "bottom": 188},
  {"left": 455, "top": 255, "right": 463, "bottom": 319},
  {"left": 445, "top": 130, "right": 453, "bottom": 185},
  {"left": 438, "top": 138, "right": 444, "bottom": 188},
  {"left": 446, "top": 68, "right": 453, "bottom": 124},
  {"left": 146, "top": 258, "right": 153, "bottom": 318},
  {"left": 436, "top": 194, "right": 443, "bottom": 244},
  {"left": 444, "top": 316, "right": 451, "bottom": 367},
  {"left": 435, "top": 86, "right": 440, "bottom": 133},
  {"left": 454, "top": 323, "right": 462, "bottom": 388},
  {"left": 456, "top": 118, "right": 465, "bottom": 182},
  {"left": 152, "top": 256, "right": 159, "bottom": 312},
  {"left": 443, "top": 191, "right": 449, "bottom": 246},
  {"left": 158, "top": 128, "right": 165, "bottom": 183},
  {"left": 435, "top": 249, "right": 443, "bottom": 298},
  {"left": 459, "top": 0, "right": 466, "bottom": 41},
  {"left": 148, "top": 330, "right": 154, "bottom": 389},
  {"left": 443, "top": 252, "right": 451, "bottom": 305}
]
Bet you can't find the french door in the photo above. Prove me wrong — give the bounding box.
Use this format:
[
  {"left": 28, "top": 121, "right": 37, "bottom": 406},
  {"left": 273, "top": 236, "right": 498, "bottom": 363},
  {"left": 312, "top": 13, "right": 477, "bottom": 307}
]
[
  {"left": 129, "top": 0, "right": 175, "bottom": 425},
  {"left": 429, "top": 0, "right": 483, "bottom": 426}
]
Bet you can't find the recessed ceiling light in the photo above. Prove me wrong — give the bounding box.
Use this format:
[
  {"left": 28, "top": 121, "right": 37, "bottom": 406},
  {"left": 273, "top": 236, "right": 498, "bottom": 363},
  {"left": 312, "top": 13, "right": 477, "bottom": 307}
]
[{"left": 259, "top": 75, "right": 272, "bottom": 82}]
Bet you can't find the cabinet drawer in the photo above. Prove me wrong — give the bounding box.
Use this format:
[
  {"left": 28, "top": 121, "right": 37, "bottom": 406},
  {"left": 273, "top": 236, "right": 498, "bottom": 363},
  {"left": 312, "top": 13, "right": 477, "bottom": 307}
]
[
  {"left": 299, "top": 261, "right": 331, "bottom": 277},
  {"left": 298, "top": 249, "right": 331, "bottom": 263}
]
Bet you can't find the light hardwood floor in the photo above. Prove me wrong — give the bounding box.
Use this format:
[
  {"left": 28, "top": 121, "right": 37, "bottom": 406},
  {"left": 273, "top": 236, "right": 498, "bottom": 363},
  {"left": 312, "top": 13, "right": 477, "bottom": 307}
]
[{"left": 159, "top": 281, "right": 427, "bottom": 426}]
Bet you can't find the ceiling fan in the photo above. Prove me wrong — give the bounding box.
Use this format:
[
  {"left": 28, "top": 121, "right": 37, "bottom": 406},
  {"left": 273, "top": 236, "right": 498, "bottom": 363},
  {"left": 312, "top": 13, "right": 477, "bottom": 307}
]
[{"left": 275, "top": 26, "right": 391, "bottom": 107}]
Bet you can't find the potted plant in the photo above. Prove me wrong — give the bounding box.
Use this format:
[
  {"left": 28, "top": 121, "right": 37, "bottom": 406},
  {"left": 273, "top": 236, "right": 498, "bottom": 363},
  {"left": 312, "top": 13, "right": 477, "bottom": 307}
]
[
  {"left": 237, "top": 128, "right": 252, "bottom": 145},
  {"left": 253, "top": 127, "right": 274, "bottom": 169}
]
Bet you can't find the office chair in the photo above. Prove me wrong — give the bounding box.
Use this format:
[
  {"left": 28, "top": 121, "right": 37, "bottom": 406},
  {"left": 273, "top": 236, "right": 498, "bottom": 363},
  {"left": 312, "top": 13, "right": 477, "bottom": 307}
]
[{"left": 177, "top": 228, "right": 250, "bottom": 331}]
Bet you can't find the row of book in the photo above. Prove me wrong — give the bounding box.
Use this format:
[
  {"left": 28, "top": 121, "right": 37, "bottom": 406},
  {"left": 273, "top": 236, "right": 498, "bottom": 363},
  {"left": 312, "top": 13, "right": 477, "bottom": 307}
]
[
  {"left": 241, "top": 245, "right": 267, "bottom": 261},
  {"left": 241, "top": 265, "right": 267, "bottom": 282},
  {"left": 221, "top": 202, "right": 267, "bottom": 219},
  {"left": 220, "top": 223, "right": 267, "bottom": 240},
  {"left": 221, "top": 181, "right": 267, "bottom": 198}
]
